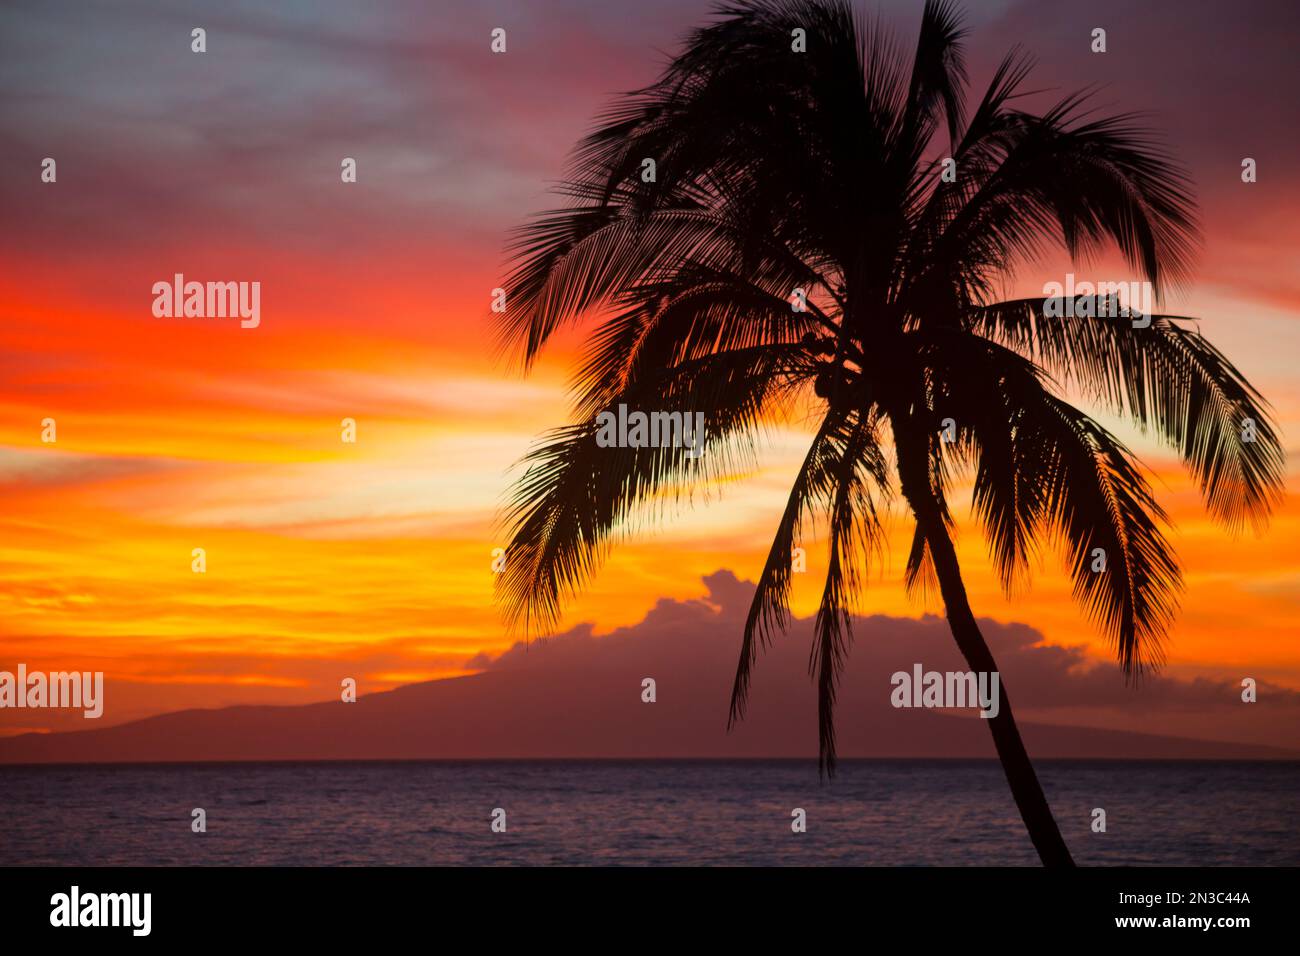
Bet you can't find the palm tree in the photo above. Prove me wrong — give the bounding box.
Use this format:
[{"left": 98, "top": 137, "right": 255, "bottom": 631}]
[{"left": 492, "top": 0, "right": 1284, "bottom": 867}]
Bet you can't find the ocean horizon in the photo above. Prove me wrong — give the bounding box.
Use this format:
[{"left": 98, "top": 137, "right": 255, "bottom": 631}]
[{"left": 3, "top": 758, "right": 1296, "bottom": 867}]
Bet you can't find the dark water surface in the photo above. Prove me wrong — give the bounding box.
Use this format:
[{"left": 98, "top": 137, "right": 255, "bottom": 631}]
[{"left": 2, "top": 759, "right": 1295, "bottom": 866}]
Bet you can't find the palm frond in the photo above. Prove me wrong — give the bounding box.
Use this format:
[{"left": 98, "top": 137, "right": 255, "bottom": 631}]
[
  {"left": 969, "top": 297, "right": 1285, "bottom": 531},
  {"left": 497, "top": 344, "right": 797, "bottom": 635},
  {"left": 809, "top": 411, "right": 888, "bottom": 775},
  {"left": 729, "top": 405, "right": 853, "bottom": 728},
  {"left": 905, "top": 93, "right": 1200, "bottom": 308},
  {"left": 927, "top": 330, "right": 1181, "bottom": 673}
]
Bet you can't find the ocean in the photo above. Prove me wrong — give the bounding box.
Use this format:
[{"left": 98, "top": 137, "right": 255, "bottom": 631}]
[{"left": 1, "top": 759, "right": 1296, "bottom": 866}]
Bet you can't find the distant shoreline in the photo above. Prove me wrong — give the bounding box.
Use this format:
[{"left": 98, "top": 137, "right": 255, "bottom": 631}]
[{"left": 3, "top": 755, "right": 1299, "bottom": 770}]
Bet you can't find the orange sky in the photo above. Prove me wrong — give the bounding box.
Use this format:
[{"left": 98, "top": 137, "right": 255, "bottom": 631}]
[{"left": 1, "top": 0, "right": 1297, "bottom": 734}]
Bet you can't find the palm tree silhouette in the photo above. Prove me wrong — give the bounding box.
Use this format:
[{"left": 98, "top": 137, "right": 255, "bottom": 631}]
[{"left": 493, "top": 0, "right": 1284, "bottom": 866}]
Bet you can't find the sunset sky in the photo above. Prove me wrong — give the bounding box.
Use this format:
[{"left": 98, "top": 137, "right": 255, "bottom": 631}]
[{"left": 1, "top": 0, "right": 1297, "bottom": 736}]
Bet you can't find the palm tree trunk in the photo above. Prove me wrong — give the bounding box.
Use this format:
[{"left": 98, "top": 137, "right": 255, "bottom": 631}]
[{"left": 894, "top": 428, "right": 1076, "bottom": 867}]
